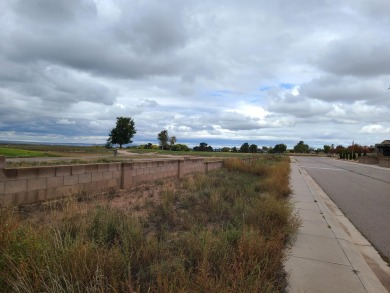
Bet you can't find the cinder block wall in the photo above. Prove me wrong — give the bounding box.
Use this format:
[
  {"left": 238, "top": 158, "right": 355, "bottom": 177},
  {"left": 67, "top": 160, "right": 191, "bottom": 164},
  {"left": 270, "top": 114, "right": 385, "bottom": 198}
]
[
  {"left": 0, "top": 156, "right": 229, "bottom": 207},
  {"left": 0, "top": 158, "right": 122, "bottom": 207},
  {"left": 379, "top": 158, "right": 390, "bottom": 168},
  {"left": 122, "top": 159, "right": 180, "bottom": 189},
  {"left": 205, "top": 161, "right": 224, "bottom": 172},
  {"left": 179, "top": 157, "right": 206, "bottom": 178},
  {"left": 358, "top": 156, "right": 380, "bottom": 165}
]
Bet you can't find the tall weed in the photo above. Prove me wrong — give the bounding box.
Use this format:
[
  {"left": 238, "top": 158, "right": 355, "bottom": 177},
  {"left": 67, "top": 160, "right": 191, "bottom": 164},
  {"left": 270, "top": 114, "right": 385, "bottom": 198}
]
[{"left": 0, "top": 155, "right": 298, "bottom": 292}]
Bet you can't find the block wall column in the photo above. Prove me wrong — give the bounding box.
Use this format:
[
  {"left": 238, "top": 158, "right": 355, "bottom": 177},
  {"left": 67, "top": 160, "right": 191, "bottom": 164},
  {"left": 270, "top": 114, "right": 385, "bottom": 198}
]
[
  {"left": 120, "top": 162, "right": 124, "bottom": 189},
  {"left": 0, "top": 156, "right": 5, "bottom": 170},
  {"left": 0, "top": 156, "right": 5, "bottom": 199},
  {"left": 178, "top": 158, "right": 190, "bottom": 178},
  {"left": 178, "top": 159, "right": 184, "bottom": 178},
  {"left": 122, "top": 162, "right": 134, "bottom": 188}
]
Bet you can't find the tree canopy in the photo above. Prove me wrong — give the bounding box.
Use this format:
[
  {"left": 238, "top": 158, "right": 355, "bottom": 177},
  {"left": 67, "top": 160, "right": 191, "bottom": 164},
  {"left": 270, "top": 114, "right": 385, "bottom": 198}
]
[
  {"left": 169, "top": 136, "right": 177, "bottom": 150},
  {"left": 157, "top": 130, "right": 178, "bottom": 150},
  {"left": 249, "top": 144, "right": 258, "bottom": 153},
  {"left": 323, "top": 145, "right": 331, "bottom": 154},
  {"left": 107, "top": 117, "right": 136, "bottom": 148},
  {"left": 240, "top": 142, "right": 250, "bottom": 153},
  {"left": 157, "top": 130, "right": 169, "bottom": 150},
  {"left": 171, "top": 144, "right": 189, "bottom": 151},
  {"left": 193, "top": 142, "right": 213, "bottom": 152},
  {"left": 273, "top": 143, "right": 287, "bottom": 153},
  {"left": 293, "top": 141, "right": 309, "bottom": 153}
]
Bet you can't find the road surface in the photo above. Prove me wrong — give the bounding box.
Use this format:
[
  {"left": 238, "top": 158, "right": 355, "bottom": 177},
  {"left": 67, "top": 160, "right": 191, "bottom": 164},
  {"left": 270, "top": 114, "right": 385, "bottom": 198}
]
[{"left": 294, "top": 156, "right": 390, "bottom": 261}]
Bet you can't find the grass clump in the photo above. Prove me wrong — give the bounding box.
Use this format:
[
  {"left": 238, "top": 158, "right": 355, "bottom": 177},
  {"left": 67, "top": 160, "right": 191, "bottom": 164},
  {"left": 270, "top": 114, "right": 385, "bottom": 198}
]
[{"left": 0, "top": 156, "right": 298, "bottom": 292}]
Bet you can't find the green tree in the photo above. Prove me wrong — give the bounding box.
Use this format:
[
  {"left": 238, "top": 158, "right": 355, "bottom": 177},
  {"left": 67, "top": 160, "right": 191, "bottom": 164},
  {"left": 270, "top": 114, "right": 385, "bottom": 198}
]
[
  {"left": 140, "top": 143, "right": 157, "bottom": 149},
  {"left": 323, "top": 145, "right": 331, "bottom": 154},
  {"left": 240, "top": 142, "right": 250, "bottom": 153},
  {"left": 169, "top": 136, "right": 177, "bottom": 150},
  {"left": 171, "top": 144, "right": 189, "bottom": 151},
  {"left": 249, "top": 144, "right": 258, "bottom": 153},
  {"left": 193, "top": 142, "right": 213, "bottom": 152},
  {"left": 107, "top": 117, "right": 136, "bottom": 149},
  {"left": 158, "top": 130, "right": 169, "bottom": 150},
  {"left": 273, "top": 143, "right": 287, "bottom": 153},
  {"left": 261, "top": 146, "right": 269, "bottom": 153},
  {"left": 221, "top": 147, "right": 231, "bottom": 152},
  {"left": 293, "top": 141, "right": 309, "bottom": 153}
]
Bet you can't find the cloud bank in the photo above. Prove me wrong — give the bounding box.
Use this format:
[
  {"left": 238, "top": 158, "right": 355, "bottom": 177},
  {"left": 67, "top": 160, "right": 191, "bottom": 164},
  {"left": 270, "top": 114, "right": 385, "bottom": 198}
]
[{"left": 1, "top": 0, "right": 389, "bottom": 148}]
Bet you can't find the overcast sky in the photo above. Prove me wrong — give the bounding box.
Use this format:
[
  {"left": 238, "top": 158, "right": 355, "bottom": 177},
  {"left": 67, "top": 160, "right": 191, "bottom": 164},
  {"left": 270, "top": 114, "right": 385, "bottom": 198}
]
[{"left": 1, "top": 0, "right": 390, "bottom": 149}]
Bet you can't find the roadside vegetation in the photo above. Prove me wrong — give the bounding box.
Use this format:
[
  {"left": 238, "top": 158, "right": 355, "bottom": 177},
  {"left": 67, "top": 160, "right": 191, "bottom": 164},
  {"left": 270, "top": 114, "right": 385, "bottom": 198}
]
[{"left": 0, "top": 156, "right": 298, "bottom": 292}]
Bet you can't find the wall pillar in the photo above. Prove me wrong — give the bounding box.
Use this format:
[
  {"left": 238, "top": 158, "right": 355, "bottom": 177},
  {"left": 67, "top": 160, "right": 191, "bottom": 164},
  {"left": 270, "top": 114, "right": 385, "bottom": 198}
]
[
  {"left": 178, "top": 157, "right": 191, "bottom": 178},
  {"left": 178, "top": 159, "right": 185, "bottom": 178},
  {"left": 0, "top": 156, "right": 5, "bottom": 170},
  {"left": 122, "top": 162, "right": 134, "bottom": 188},
  {"left": 120, "top": 162, "right": 124, "bottom": 189}
]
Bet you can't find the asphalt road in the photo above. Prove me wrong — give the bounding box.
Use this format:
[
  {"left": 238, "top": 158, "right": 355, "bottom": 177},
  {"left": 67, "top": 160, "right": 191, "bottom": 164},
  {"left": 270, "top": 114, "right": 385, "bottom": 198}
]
[{"left": 294, "top": 156, "right": 390, "bottom": 260}]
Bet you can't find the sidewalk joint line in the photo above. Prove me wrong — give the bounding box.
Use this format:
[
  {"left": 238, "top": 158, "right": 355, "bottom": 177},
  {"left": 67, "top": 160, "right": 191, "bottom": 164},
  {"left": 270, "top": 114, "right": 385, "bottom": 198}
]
[
  {"left": 294, "top": 161, "right": 369, "bottom": 293},
  {"left": 289, "top": 255, "right": 352, "bottom": 267}
]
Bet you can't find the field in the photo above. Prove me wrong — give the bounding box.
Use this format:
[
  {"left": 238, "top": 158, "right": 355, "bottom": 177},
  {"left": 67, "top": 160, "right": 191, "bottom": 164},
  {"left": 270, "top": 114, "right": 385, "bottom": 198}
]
[
  {"left": 0, "top": 147, "right": 60, "bottom": 158},
  {"left": 0, "top": 144, "right": 111, "bottom": 158},
  {"left": 1, "top": 144, "right": 270, "bottom": 168},
  {"left": 0, "top": 156, "right": 299, "bottom": 292},
  {"left": 0, "top": 144, "right": 261, "bottom": 158}
]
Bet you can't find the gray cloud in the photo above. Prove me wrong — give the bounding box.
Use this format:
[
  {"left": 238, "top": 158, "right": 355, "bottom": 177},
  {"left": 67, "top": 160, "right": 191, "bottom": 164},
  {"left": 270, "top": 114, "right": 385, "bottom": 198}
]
[
  {"left": 268, "top": 92, "right": 332, "bottom": 118},
  {"left": 1, "top": 0, "right": 390, "bottom": 148},
  {"left": 317, "top": 35, "right": 390, "bottom": 77},
  {"left": 299, "top": 75, "right": 390, "bottom": 105}
]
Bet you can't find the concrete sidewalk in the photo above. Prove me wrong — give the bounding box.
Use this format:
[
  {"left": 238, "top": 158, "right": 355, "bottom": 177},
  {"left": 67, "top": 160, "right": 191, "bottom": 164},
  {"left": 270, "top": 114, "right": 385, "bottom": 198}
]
[{"left": 285, "top": 157, "right": 390, "bottom": 293}]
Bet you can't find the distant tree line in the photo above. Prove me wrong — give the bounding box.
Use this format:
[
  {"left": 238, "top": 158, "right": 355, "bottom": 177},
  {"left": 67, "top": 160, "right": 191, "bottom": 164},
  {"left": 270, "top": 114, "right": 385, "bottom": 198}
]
[{"left": 106, "top": 118, "right": 371, "bottom": 159}]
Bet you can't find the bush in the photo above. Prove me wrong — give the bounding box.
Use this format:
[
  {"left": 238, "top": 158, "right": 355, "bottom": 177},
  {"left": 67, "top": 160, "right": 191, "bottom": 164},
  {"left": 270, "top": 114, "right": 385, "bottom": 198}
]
[{"left": 171, "top": 144, "right": 190, "bottom": 151}]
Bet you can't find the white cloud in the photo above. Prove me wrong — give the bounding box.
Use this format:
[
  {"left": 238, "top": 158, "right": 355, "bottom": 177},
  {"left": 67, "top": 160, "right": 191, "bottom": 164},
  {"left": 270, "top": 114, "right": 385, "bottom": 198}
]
[
  {"left": 0, "top": 0, "right": 390, "bottom": 148},
  {"left": 360, "top": 124, "right": 390, "bottom": 134}
]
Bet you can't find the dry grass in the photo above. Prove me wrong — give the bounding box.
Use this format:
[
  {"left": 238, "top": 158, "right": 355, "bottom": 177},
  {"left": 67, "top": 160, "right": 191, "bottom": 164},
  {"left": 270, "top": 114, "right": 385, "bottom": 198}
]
[{"left": 0, "top": 156, "right": 299, "bottom": 292}]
